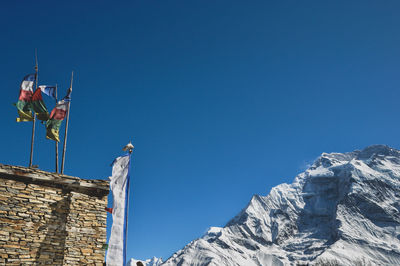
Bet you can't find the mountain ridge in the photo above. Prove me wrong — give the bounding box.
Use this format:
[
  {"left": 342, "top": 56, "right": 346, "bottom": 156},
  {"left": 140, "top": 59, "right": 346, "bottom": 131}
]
[{"left": 160, "top": 145, "right": 400, "bottom": 265}]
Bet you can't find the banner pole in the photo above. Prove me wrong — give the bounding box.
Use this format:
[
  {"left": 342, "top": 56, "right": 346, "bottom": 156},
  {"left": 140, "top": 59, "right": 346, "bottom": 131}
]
[
  {"left": 124, "top": 146, "right": 133, "bottom": 266},
  {"left": 61, "top": 71, "right": 73, "bottom": 174},
  {"left": 55, "top": 84, "right": 59, "bottom": 173},
  {"left": 29, "top": 49, "right": 38, "bottom": 168}
]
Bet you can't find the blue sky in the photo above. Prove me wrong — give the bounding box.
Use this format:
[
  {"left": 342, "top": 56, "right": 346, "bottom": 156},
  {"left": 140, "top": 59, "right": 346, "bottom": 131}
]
[{"left": 2, "top": 0, "right": 400, "bottom": 262}]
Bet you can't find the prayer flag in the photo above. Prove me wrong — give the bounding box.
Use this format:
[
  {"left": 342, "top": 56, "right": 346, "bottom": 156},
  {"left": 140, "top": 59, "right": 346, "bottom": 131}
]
[
  {"left": 31, "top": 89, "right": 49, "bottom": 121},
  {"left": 15, "top": 74, "right": 35, "bottom": 122},
  {"left": 45, "top": 99, "right": 68, "bottom": 142},
  {"left": 38, "top": 85, "right": 56, "bottom": 99},
  {"left": 45, "top": 88, "right": 72, "bottom": 142},
  {"left": 106, "top": 154, "right": 131, "bottom": 266}
]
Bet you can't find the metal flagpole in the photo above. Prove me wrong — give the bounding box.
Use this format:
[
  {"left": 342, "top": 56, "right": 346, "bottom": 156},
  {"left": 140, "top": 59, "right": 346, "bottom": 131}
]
[
  {"left": 61, "top": 71, "right": 73, "bottom": 174},
  {"left": 55, "top": 84, "right": 59, "bottom": 173},
  {"left": 29, "top": 49, "right": 38, "bottom": 168}
]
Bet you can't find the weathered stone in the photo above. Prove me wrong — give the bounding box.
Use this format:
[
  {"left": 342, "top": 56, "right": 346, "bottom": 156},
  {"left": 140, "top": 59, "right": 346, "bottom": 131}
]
[{"left": 0, "top": 164, "right": 109, "bottom": 265}]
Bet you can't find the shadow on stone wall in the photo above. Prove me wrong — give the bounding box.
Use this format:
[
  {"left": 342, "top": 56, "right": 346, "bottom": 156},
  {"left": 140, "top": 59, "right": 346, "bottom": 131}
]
[{"left": 35, "top": 191, "right": 72, "bottom": 265}]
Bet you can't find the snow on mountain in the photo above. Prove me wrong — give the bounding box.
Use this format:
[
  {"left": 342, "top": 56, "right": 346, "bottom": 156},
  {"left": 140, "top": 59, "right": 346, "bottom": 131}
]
[
  {"left": 162, "top": 145, "right": 400, "bottom": 265},
  {"left": 127, "top": 257, "right": 163, "bottom": 266}
]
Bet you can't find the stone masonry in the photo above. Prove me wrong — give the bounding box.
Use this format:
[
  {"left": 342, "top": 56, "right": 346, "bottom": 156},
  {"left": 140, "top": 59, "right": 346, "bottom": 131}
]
[{"left": 0, "top": 164, "right": 109, "bottom": 265}]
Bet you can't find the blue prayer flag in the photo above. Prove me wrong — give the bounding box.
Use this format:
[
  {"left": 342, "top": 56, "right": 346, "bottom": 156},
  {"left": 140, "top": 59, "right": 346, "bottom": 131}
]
[{"left": 38, "top": 85, "right": 56, "bottom": 99}]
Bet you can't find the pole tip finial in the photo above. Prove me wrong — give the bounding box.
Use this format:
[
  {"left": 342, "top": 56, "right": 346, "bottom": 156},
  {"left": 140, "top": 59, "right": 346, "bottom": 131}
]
[{"left": 123, "top": 141, "right": 134, "bottom": 153}]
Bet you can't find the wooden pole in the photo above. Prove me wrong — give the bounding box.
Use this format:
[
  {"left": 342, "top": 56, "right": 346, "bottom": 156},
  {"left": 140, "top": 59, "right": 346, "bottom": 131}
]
[
  {"left": 29, "top": 49, "right": 38, "bottom": 168},
  {"left": 61, "top": 71, "right": 73, "bottom": 174},
  {"left": 55, "top": 84, "right": 59, "bottom": 173}
]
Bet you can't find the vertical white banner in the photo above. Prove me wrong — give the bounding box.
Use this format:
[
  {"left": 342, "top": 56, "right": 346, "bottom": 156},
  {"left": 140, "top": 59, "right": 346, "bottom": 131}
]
[{"left": 106, "top": 154, "right": 130, "bottom": 266}]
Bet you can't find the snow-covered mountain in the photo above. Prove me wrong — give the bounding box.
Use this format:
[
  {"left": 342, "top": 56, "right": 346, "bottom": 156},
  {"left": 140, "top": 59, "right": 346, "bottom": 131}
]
[
  {"left": 127, "top": 257, "right": 163, "bottom": 266},
  {"left": 162, "top": 145, "right": 400, "bottom": 265}
]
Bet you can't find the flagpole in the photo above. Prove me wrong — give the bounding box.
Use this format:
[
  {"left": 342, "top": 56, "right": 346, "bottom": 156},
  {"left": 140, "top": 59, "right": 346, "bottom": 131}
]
[
  {"left": 55, "top": 84, "right": 59, "bottom": 173},
  {"left": 29, "top": 49, "right": 38, "bottom": 168},
  {"left": 124, "top": 145, "right": 133, "bottom": 266},
  {"left": 61, "top": 71, "right": 73, "bottom": 174}
]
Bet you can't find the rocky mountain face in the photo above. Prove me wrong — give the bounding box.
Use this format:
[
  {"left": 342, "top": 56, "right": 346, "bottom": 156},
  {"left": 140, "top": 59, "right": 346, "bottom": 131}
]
[{"left": 161, "top": 145, "right": 400, "bottom": 265}]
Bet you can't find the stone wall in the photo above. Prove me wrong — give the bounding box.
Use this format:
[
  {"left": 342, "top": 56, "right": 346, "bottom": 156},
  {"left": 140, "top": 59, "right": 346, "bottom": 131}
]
[{"left": 0, "top": 164, "right": 109, "bottom": 265}]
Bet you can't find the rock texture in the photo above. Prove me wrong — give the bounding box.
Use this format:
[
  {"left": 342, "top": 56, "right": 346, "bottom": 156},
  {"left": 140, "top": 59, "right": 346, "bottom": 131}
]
[
  {"left": 162, "top": 145, "right": 400, "bottom": 265},
  {"left": 0, "top": 164, "right": 109, "bottom": 265}
]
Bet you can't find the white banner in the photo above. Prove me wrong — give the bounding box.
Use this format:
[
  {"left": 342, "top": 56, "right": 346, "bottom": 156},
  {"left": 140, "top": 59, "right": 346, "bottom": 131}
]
[{"left": 106, "top": 154, "right": 130, "bottom": 266}]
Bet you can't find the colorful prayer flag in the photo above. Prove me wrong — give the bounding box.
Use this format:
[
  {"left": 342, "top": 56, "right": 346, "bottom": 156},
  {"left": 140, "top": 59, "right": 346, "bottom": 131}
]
[
  {"left": 38, "top": 85, "right": 56, "bottom": 99},
  {"left": 31, "top": 89, "right": 49, "bottom": 121},
  {"left": 45, "top": 88, "right": 72, "bottom": 142},
  {"left": 45, "top": 99, "right": 68, "bottom": 142},
  {"left": 15, "top": 74, "right": 35, "bottom": 122}
]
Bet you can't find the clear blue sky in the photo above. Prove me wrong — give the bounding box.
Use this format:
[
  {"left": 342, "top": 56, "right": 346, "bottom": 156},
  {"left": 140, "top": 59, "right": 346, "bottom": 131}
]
[{"left": 1, "top": 0, "right": 400, "bottom": 261}]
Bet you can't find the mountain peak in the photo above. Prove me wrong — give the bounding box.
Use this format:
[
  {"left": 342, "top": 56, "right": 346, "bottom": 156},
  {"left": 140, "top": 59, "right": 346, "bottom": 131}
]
[{"left": 356, "top": 144, "right": 399, "bottom": 159}]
